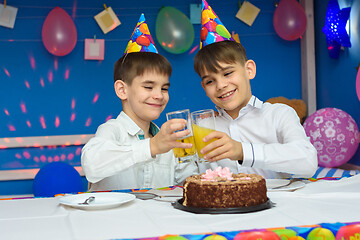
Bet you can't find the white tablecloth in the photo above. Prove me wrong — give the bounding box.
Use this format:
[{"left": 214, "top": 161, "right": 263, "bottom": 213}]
[{"left": 1, "top": 175, "right": 360, "bottom": 240}]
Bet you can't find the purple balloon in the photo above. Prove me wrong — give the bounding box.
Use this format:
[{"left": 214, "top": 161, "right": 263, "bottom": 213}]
[
  {"left": 273, "top": 0, "right": 307, "bottom": 41},
  {"left": 42, "top": 7, "right": 77, "bottom": 56},
  {"left": 304, "top": 108, "right": 359, "bottom": 168}
]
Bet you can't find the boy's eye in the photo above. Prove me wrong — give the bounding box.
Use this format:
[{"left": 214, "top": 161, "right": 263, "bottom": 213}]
[
  {"left": 144, "top": 86, "right": 152, "bottom": 90},
  {"left": 224, "top": 71, "right": 233, "bottom": 76},
  {"left": 205, "top": 79, "right": 214, "bottom": 85},
  {"left": 161, "top": 87, "right": 169, "bottom": 91}
]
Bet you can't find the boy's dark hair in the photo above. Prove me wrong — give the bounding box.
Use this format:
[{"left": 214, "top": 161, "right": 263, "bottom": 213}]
[
  {"left": 114, "top": 52, "right": 172, "bottom": 84},
  {"left": 194, "top": 40, "right": 248, "bottom": 76}
]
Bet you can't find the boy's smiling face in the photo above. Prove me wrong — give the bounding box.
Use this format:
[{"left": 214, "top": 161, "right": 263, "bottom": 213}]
[
  {"left": 200, "top": 60, "right": 256, "bottom": 119},
  {"left": 118, "top": 70, "right": 170, "bottom": 125}
]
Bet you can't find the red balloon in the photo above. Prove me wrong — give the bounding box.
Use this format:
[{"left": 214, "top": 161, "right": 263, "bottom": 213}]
[
  {"left": 234, "top": 231, "right": 281, "bottom": 240},
  {"left": 273, "top": 0, "right": 307, "bottom": 41},
  {"left": 208, "top": 20, "right": 218, "bottom": 31},
  {"left": 336, "top": 223, "right": 360, "bottom": 240},
  {"left": 42, "top": 7, "right": 77, "bottom": 56},
  {"left": 136, "top": 35, "right": 151, "bottom": 47},
  {"left": 201, "top": 27, "right": 208, "bottom": 41}
]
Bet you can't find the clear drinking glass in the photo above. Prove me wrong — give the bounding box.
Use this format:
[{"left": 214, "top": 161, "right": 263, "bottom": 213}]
[
  {"left": 190, "top": 109, "right": 216, "bottom": 160},
  {"left": 166, "top": 109, "right": 196, "bottom": 163}
]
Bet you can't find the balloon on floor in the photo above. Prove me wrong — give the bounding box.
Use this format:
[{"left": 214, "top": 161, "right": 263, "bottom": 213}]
[{"left": 33, "top": 162, "right": 83, "bottom": 197}]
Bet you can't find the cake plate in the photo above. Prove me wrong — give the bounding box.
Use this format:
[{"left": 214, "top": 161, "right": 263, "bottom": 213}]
[{"left": 172, "top": 198, "right": 274, "bottom": 214}]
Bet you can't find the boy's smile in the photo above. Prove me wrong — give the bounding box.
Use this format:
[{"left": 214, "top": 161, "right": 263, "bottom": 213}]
[
  {"left": 146, "top": 102, "right": 163, "bottom": 108},
  {"left": 200, "top": 60, "right": 256, "bottom": 119},
  {"left": 218, "top": 89, "right": 236, "bottom": 100}
]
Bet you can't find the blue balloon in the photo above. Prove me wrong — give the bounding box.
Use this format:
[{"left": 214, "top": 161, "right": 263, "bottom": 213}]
[
  {"left": 131, "top": 28, "right": 142, "bottom": 41},
  {"left": 205, "top": 32, "right": 216, "bottom": 46},
  {"left": 33, "top": 162, "right": 84, "bottom": 197},
  {"left": 138, "top": 14, "right": 145, "bottom": 23},
  {"left": 214, "top": 18, "right": 222, "bottom": 25},
  {"left": 147, "top": 43, "right": 157, "bottom": 53}
]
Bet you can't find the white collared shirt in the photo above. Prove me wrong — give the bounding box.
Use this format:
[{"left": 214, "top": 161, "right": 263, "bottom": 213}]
[
  {"left": 81, "top": 111, "right": 198, "bottom": 191},
  {"left": 198, "top": 96, "right": 318, "bottom": 179}
]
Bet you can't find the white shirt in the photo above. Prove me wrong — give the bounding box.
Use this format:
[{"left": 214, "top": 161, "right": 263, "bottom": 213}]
[
  {"left": 198, "top": 96, "right": 318, "bottom": 179},
  {"left": 81, "top": 111, "right": 198, "bottom": 191}
]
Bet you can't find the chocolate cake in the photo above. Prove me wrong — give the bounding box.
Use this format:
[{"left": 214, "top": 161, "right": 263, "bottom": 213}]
[{"left": 183, "top": 167, "right": 267, "bottom": 208}]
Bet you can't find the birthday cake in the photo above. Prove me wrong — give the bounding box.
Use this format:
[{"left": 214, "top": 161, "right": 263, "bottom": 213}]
[{"left": 183, "top": 167, "right": 267, "bottom": 208}]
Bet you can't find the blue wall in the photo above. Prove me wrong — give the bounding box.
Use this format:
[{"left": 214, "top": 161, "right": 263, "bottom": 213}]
[
  {"left": 0, "top": 0, "right": 359, "bottom": 195},
  {"left": 0, "top": 0, "right": 301, "bottom": 139},
  {"left": 314, "top": 0, "right": 360, "bottom": 165}
]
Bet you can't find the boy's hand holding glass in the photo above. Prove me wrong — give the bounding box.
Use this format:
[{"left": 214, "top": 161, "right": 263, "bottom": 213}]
[
  {"left": 150, "top": 117, "right": 192, "bottom": 158},
  {"left": 190, "top": 109, "right": 243, "bottom": 162},
  {"left": 190, "top": 109, "right": 217, "bottom": 162},
  {"left": 166, "top": 109, "right": 196, "bottom": 163},
  {"left": 199, "top": 130, "right": 243, "bottom": 162}
]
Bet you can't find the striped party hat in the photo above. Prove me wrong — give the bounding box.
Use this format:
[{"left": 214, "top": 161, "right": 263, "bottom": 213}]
[
  {"left": 200, "top": 0, "right": 235, "bottom": 49},
  {"left": 124, "top": 13, "right": 158, "bottom": 54}
]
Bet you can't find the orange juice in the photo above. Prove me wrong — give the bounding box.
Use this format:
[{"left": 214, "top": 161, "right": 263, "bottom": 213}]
[
  {"left": 172, "top": 135, "right": 196, "bottom": 160},
  {"left": 193, "top": 124, "right": 216, "bottom": 158}
]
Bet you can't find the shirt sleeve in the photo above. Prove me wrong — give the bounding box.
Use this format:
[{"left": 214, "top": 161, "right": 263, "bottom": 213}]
[
  {"left": 173, "top": 155, "right": 199, "bottom": 185},
  {"left": 241, "top": 106, "right": 318, "bottom": 178},
  {"left": 81, "top": 123, "right": 154, "bottom": 183}
]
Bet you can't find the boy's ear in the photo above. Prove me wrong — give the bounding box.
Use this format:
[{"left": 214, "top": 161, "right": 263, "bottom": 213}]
[
  {"left": 114, "top": 80, "right": 127, "bottom": 100},
  {"left": 201, "top": 80, "right": 205, "bottom": 89},
  {"left": 245, "top": 60, "right": 256, "bottom": 80}
]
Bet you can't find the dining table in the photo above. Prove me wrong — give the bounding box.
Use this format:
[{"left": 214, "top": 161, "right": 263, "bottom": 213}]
[{"left": 1, "top": 174, "right": 360, "bottom": 240}]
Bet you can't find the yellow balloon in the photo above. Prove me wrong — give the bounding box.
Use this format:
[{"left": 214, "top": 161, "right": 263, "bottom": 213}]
[
  {"left": 201, "top": 16, "right": 209, "bottom": 24},
  {"left": 124, "top": 40, "right": 132, "bottom": 53},
  {"left": 207, "top": 7, "right": 217, "bottom": 19},
  {"left": 202, "top": 9, "right": 216, "bottom": 22},
  {"left": 201, "top": 10, "right": 211, "bottom": 24},
  {"left": 139, "top": 23, "right": 150, "bottom": 35},
  {"left": 127, "top": 42, "right": 141, "bottom": 53},
  {"left": 204, "top": 235, "right": 227, "bottom": 240},
  {"left": 307, "top": 228, "right": 335, "bottom": 240}
]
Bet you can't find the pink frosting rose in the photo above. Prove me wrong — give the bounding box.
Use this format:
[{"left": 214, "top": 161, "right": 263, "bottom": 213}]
[{"left": 202, "top": 166, "right": 234, "bottom": 181}]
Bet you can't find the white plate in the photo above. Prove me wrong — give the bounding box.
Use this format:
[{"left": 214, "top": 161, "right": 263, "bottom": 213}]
[
  {"left": 59, "top": 192, "right": 135, "bottom": 210},
  {"left": 266, "top": 179, "right": 290, "bottom": 189},
  {"left": 267, "top": 180, "right": 306, "bottom": 192}
]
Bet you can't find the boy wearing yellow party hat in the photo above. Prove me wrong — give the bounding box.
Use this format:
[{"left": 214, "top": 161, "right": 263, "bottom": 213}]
[
  {"left": 82, "top": 14, "right": 198, "bottom": 191},
  {"left": 194, "top": 0, "right": 317, "bottom": 179}
]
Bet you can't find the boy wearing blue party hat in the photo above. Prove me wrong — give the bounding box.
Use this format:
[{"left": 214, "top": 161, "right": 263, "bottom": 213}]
[
  {"left": 193, "top": 0, "right": 317, "bottom": 179},
  {"left": 82, "top": 14, "right": 198, "bottom": 191}
]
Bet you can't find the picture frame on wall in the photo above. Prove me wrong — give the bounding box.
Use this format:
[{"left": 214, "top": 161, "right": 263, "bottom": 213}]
[
  {"left": 84, "top": 38, "right": 105, "bottom": 61},
  {"left": 94, "top": 7, "right": 121, "bottom": 34},
  {"left": 0, "top": 4, "right": 18, "bottom": 29}
]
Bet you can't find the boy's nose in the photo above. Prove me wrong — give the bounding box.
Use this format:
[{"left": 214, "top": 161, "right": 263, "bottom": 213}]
[
  {"left": 152, "top": 89, "right": 164, "bottom": 99},
  {"left": 216, "top": 78, "right": 228, "bottom": 90}
]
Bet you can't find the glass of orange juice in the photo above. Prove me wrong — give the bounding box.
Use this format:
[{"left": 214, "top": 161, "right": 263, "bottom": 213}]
[
  {"left": 166, "top": 109, "right": 196, "bottom": 163},
  {"left": 190, "top": 109, "right": 217, "bottom": 161}
]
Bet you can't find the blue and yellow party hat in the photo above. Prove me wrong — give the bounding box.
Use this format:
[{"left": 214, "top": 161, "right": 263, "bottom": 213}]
[
  {"left": 200, "top": 0, "right": 235, "bottom": 49},
  {"left": 124, "top": 13, "right": 158, "bottom": 54}
]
